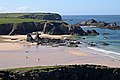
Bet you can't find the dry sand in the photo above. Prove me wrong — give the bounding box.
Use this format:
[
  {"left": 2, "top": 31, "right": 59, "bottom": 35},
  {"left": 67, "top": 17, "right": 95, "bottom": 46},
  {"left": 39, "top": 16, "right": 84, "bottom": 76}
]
[
  {"left": 1, "top": 34, "right": 71, "bottom": 41},
  {"left": 0, "top": 35, "right": 120, "bottom": 69},
  {"left": 68, "top": 50, "right": 88, "bottom": 56},
  {"left": 0, "top": 43, "right": 24, "bottom": 51}
]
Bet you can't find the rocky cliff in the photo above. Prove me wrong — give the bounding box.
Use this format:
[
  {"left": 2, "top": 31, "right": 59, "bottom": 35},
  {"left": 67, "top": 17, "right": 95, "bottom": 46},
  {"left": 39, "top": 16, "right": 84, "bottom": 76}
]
[
  {"left": 0, "top": 13, "right": 100, "bottom": 35},
  {"left": 0, "top": 21, "right": 87, "bottom": 35},
  {"left": 0, "top": 13, "right": 62, "bottom": 21},
  {"left": 0, "top": 65, "right": 120, "bottom": 80}
]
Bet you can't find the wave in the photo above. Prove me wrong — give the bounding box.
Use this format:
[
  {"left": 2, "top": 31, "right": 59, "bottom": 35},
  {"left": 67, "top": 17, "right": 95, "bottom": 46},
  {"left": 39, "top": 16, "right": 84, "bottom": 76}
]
[{"left": 87, "top": 47, "right": 120, "bottom": 56}]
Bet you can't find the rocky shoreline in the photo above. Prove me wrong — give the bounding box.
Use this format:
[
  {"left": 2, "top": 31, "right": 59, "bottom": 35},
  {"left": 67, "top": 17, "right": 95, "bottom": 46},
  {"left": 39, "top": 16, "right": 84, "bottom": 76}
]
[
  {"left": 75, "top": 19, "right": 120, "bottom": 30},
  {"left": 0, "top": 21, "right": 99, "bottom": 36}
]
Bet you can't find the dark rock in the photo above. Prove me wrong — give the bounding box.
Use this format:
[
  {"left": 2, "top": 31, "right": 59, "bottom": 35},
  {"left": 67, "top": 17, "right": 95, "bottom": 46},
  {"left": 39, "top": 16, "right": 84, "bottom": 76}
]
[
  {"left": 34, "top": 32, "right": 42, "bottom": 42},
  {"left": 26, "top": 33, "right": 34, "bottom": 42},
  {"left": 0, "top": 21, "right": 87, "bottom": 36},
  {"left": 86, "top": 19, "right": 97, "bottom": 24},
  {"left": 87, "top": 30, "right": 99, "bottom": 36},
  {"left": 66, "top": 41, "right": 79, "bottom": 47},
  {"left": 69, "top": 25, "right": 87, "bottom": 35},
  {"left": 18, "top": 13, "right": 62, "bottom": 21},
  {"left": 82, "top": 38, "right": 86, "bottom": 39},
  {"left": 0, "top": 24, "right": 13, "bottom": 35},
  {"left": 1, "top": 65, "right": 120, "bottom": 80},
  {"left": 88, "top": 42, "right": 96, "bottom": 46},
  {"left": 77, "top": 19, "right": 97, "bottom": 26},
  {"left": 75, "top": 19, "right": 120, "bottom": 30},
  {"left": 49, "top": 26, "right": 64, "bottom": 35}
]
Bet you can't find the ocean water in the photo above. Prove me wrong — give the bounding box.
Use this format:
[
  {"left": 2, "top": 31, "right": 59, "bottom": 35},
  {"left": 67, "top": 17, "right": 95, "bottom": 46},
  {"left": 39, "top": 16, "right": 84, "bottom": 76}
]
[
  {"left": 62, "top": 15, "right": 120, "bottom": 58},
  {"left": 62, "top": 15, "right": 120, "bottom": 25}
]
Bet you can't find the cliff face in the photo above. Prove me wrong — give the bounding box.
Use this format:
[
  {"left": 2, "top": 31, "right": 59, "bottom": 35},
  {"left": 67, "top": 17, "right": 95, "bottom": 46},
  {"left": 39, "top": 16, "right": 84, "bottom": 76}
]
[
  {"left": 0, "top": 13, "right": 90, "bottom": 35},
  {"left": 0, "top": 24, "right": 13, "bottom": 35},
  {"left": 18, "top": 13, "right": 62, "bottom": 21},
  {"left": 0, "top": 22, "right": 86, "bottom": 35}
]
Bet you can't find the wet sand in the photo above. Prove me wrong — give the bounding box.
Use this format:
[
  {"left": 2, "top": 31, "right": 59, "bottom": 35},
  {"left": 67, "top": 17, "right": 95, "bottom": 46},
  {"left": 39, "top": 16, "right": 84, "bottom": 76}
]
[{"left": 0, "top": 35, "right": 120, "bottom": 69}]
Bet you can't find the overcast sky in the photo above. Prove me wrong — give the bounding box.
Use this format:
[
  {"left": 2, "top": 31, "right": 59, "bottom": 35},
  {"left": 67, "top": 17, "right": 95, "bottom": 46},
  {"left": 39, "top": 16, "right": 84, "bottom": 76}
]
[{"left": 0, "top": 0, "right": 120, "bottom": 15}]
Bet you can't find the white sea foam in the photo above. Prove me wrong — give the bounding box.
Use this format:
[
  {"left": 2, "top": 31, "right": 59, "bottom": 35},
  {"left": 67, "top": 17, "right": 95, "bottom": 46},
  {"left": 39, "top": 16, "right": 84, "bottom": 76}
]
[{"left": 88, "top": 47, "right": 120, "bottom": 56}]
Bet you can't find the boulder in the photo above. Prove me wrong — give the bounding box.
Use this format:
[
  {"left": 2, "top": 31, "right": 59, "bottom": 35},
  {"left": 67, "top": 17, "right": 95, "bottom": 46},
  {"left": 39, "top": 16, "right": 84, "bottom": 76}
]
[
  {"left": 26, "top": 33, "right": 34, "bottom": 42},
  {"left": 86, "top": 19, "right": 97, "bottom": 24},
  {"left": 34, "top": 32, "right": 42, "bottom": 42},
  {"left": 87, "top": 30, "right": 99, "bottom": 36},
  {"left": 69, "top": 25, "right": 87, "bottom": 35}
]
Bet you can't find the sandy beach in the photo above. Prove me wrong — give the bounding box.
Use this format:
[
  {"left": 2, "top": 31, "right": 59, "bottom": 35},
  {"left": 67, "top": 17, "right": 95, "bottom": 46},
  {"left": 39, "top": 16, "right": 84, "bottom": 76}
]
[{"left": 0, "top": 35, "right": 120, "bottom": 69}]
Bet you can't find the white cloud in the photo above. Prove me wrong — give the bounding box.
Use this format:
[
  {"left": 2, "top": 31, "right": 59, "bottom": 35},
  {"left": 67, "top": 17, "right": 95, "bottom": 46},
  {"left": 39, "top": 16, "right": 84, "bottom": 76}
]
[
  {"left": 16, "top": 6, "right": 32, "bottom": 12},
  {"left": 0, "top": 7, "right": 6, "bottom": 12},
  {"left": 0, "top": 6, "right": 39, "bottom": 13}
]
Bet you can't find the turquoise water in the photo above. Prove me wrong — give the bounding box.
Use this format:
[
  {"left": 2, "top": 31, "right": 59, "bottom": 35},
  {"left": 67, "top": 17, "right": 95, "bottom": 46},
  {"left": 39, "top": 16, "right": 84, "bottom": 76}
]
[
  {"left": 82, "top": 27, "right": 120, "bottom": 53},
  {"left": 62, "top": 15, "right": 120, "bottom": 54}
]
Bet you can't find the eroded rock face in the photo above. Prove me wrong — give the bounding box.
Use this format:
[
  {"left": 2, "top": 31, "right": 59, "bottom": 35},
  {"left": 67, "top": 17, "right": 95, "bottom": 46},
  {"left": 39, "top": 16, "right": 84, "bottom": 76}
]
[
  {"left": 75, "top": 19, "right": 120, "bottom": 30},
  {"left": 0, "top": 24, "right": 13, "bottom": 35},
  {"left": 0, "top": 21, "right": 87, "bottom": 35},
  {"left": 68, "top": 25, "right": 87, "bottom": 35}
]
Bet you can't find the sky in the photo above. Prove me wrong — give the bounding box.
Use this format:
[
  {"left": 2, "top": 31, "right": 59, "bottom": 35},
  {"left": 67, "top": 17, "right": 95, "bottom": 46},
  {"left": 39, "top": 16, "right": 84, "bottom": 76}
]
[{"left": 0, "top": 0, "right": 120, "bottom": 15}]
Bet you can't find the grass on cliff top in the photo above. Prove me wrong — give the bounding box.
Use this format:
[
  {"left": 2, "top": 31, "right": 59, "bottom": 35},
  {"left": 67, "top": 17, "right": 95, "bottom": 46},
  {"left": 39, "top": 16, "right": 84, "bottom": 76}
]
[
  {"left": 2, "top": 65, "right": 109, "bottom": 71},
  {"left": 3, "top": 66, "right": 61, "bottom": 71},
  {"left": 0, "top": 18, "right": 62, "bottom": 24},
  {"left": 0, "top": 18, "right": 41, "bottom": 24},
  {"left": 0, "top": 13, "right": 55, "bottom": 18}
]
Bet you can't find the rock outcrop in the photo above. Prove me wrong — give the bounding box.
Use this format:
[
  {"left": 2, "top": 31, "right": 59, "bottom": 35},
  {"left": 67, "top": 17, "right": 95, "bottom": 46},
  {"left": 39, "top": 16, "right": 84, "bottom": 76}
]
[
  {"left": 0, "top": 21, "right": 87, "bottom": 35},
  {"left": 86, "top": 30, "right": 99, "bottom": 36},
  {"left": 18, "top": 13, "right": 62, "bottom": 21},
  {"left": 75, "top": 19, "right": 120, "bottom": 30},
  {"left": 0, "top": 65, "right": 120, "bottom": 80},
  {"left": 0, "top": 13, "right": 100, "bottom": 36}
]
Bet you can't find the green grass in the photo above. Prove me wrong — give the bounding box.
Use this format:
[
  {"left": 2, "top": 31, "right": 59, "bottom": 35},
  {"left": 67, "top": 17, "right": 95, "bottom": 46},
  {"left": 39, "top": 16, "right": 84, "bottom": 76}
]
[
  {"left": 0, "top": 18, "right": 42, "bottom": 24},
  {"left": 3, "top": 66, "right": 61, "bottom": 71},
  {"left": 0, "top": 13, "right": 62, "bottom": 24},
  {"left": 0, "top": 13, "right": 54, "bottom": 18},
  {"left": 0, "top": 18, "right": 62, "bottom": 24},
  {"left": 2, "top": 65, "right": 109, "bottom": 71}
]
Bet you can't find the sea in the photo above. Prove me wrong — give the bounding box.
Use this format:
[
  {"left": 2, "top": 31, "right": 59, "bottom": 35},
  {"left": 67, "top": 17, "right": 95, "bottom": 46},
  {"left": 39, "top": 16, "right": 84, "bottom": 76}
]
[{"left": 62, "top": 15, "right": 120, "bottom": 59}]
